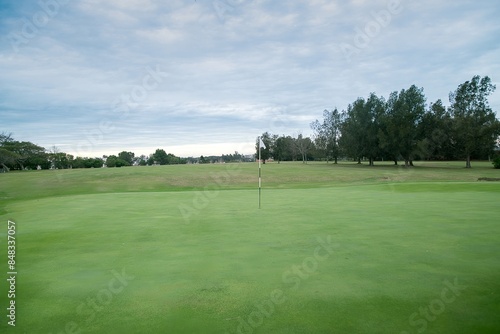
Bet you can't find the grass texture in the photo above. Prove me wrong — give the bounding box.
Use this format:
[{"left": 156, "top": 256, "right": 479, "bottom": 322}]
[{"left": 0, "top": 161, "right": 499, "bottom": 333}]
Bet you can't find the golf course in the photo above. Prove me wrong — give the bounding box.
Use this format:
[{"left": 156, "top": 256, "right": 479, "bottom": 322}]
[{"left": 1, "top": 161, "right": 499, "bottom": 333}]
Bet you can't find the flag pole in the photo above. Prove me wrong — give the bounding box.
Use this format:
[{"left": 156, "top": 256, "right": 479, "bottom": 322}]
[{"left": 258, "top": 137, "right": 262, "bottom": 209}]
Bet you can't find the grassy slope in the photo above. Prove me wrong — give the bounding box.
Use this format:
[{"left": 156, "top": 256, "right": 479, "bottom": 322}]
[
  {"left": 0, "top": 161, "right": 499, "bottom": 333},
  {"left": 1, "top": 161, "right": 499, "bottom": 202}
]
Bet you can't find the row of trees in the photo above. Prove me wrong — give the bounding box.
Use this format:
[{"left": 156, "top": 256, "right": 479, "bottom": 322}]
[
  {"left": 256, "top": 75, "right": 500, "bottom": 168},
  {"left": 257, "top": 133, "right": 316, "bottom": 163},
  {"left": 0, "top": 136, "right": 189, "bottom": 172},
  {"left": 0, "top": 134, "right": 254, "bottom": 172},
  {"left": 0, "top": 133, "right": 255, "bottom": 172},
  {"left": 0, "top": 136, "right": 51, "bottom": 171}
]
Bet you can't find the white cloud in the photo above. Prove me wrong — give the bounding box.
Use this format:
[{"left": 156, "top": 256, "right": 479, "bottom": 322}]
[{"left": 135, "top": 27, "right": 184, "bottom": 44}]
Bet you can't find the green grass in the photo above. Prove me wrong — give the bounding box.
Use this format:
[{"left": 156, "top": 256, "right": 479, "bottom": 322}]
[{"left": 1, "top": 161, "right": 500, "bottom": 333}]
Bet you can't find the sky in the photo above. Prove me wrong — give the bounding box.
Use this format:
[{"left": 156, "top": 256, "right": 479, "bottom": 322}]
[{"left": 1, "top": 0, "right": 499, "bottom": 158}]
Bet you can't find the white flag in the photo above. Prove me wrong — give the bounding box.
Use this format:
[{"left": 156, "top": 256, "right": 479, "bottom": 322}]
[{"left": 259, "top": 137, "right": 266, "bottom": 150}]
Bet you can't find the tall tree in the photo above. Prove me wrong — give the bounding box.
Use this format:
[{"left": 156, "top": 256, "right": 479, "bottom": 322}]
[
  {"left": 418, "top": 100, "right": 454, "bottom": 160},
  {"left": 255, "top": 132, "right": 271, "bottom": 163},
  {"left": 294, "top": 133, "right": 313, "bottom": 164},
  {"left": 449, "top": 75, "right": 500, "bottom": 168},
  {"left": 311, "top": 108, "right": 342, "bottom": 163},
  {"left": 284, "top": 135, "right": 299, "bottom": 161},
  {"left": 363, "top": 93, "right": 385, "bottom": 165},
  {"left": 381, "top": 85, "right": 426, "bottom": 167},
  {"left": 341, "top": 94, "right": 383, "bottom": 165},
  {"left": 340, "top": 105, "right": 363, "bottom": 163},
  {"left": 118, "top": 151, "right": 135, "bottom": 165},
  {"left": 0, "top": 132, "right": 18, "bottom": 172},
  {"left": 272, "top": 135, "right": 287, "bottom": 163},
  {"left": 153, "top": 149, "right": 169, "bottom": 165}
]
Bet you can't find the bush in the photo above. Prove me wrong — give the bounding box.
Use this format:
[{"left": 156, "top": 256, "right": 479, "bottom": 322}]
[{"left": 493, "top": 156, "right": 500, "bottom": 169}]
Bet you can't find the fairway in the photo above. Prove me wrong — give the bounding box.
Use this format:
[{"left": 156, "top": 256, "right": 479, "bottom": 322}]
[{"left": 1, "top": 162, "right": 500, "bottom": 333}]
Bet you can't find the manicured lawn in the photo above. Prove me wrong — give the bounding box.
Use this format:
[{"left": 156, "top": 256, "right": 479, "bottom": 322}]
[{"left": 1, "top": 162, "right": 499, "bottom": 333}]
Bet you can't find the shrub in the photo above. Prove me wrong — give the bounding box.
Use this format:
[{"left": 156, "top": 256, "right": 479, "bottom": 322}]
[{"left": 493, "top": 156, "right": 500, "bottom": 169}]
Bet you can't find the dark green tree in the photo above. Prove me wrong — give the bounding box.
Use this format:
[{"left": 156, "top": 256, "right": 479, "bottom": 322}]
[
  {"left": 72, "top": 157, "right": 103, "bottom": 169},
  {"left": 272, "top": 136, "right": 287, "bottom": 163},
  {"left": 311, "top": 108, "right": 343, "bottom": 163},
  {"left": 118, "top": 151, "right": 135, "bottom": 165},
  {"left": 380, "top": 86, "right": 426, "bottom": 167},
  {"left": 0, "top": 148, "right": 19, "bottom": 172},
  {"left": 106, "top": 155, "right": 129, "bottom": 167},
  {"left": 418, "top": 100, "right": 455, "bottom": 160},
  {"left": 340, "top": 104, "right": 363, "bottom": 163},
  {"left": 0, "top": 132, "right": 18, "bottom": 172},
  {"left": 449, "top": 75, "right": 500, "bottom": 168},
  {"left": 341, "top": 94, "right": 383, "bottom": 165},
  {"left": 153, "top": 149, "right": 169, "bottom": 165},
  {"left": 1, "top": 140, "right": 49, "bottom": 169},
  {"left": 255, "top": 132, "right": 272, "bottom": 163},
  {"left": 49, "top": 149, "right": 74, "bottom": 169}
]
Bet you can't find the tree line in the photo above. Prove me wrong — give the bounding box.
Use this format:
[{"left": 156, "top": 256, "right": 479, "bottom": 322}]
[
  {"left": 256, "top": 75, "right": 500, "bottom": 168},
  {"left": 0, "top": 139, "right": 188, "bottom": 172},
  {"left": 0, "top": 135, "right": 253, "bottom": 172}
]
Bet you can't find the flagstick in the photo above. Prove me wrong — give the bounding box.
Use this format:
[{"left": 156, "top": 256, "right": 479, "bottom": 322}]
[{"left": 258, "top": 138, "right": 262, "bottom": 209}]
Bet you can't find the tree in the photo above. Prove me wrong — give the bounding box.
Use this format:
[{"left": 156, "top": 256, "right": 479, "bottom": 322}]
[
  {"left": 255, "top": 132, "right": 271, "bottom": 163},
  {"left": 418, "top": 100, "right": 454, "bottom": 160},
  {"left": 72, "top": 157, "right": 103, "bottom": 169},
  {"left": 493, "top": 155, "right": 500, "bottom": 169},
  {"left": 118, "top": 151, "right": 135, "bottom": 166},
  {"left": 106, "top": 155, "right": 129, "bottom": 167},
  {"left": 0, "top": 149, "right": 19, "bottom": 172},
  {"left": 361, "top": 94, "right": 384, "bottom": 166},
  {"left": 449, "top": 75, "right": 500, "bottom": 168},
  {"left": 272, "top": 136, "right": 287, "bottom": 163},
  {"left": 294, "top": 133, "right": 313, "bottom": 164},
  {"left": 0, "top": 132, "right": 14, "bottom": 146},
  {"left": 152, "top": 149, "right": 169, "bottom": 165},
  {"left": 136, "top": 155, "right": 148, "bottom": 166},
  {"left": 341, "top": 94, "right": 383, "bottom": 165},
  {"left": 311, "top": 108, "right": 342, "bottom": 163},
  {"left": 380, "top": 86, "right": 426, "bottom": 167},
  {"left": 0, "top": 133, "right": 17, "bottom": 172},
  {"left": 283, "top": 135, "right": 299, "bottom": 161},
  {"left": 49, "top": 146, "right": 66, "bottom": 169},
  {"left": 49, "top": 152, "right": 74, "bottom": 169},
  {"left": 340, "top": 105, "right": 363, "bottom": 163},
  {"left": 311, "top": 120, "right": 328, "bottom": 161},
  {"left": 1, "top": 140, "right": 49, "bottom": 170}
]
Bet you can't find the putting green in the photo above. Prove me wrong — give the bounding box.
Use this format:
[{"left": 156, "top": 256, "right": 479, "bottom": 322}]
[{"left": 2, "top": 181, "right": 499, "bottom": 333}]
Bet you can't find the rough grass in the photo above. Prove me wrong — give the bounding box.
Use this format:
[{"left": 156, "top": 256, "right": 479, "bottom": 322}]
[{"left": 0, "top": 161, "right": 499, "bottom": 333}]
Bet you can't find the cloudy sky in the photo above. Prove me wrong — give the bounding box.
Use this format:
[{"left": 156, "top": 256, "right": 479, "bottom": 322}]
[{"left": 1, "top": 0, "right": 499, "bottom": 157}]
